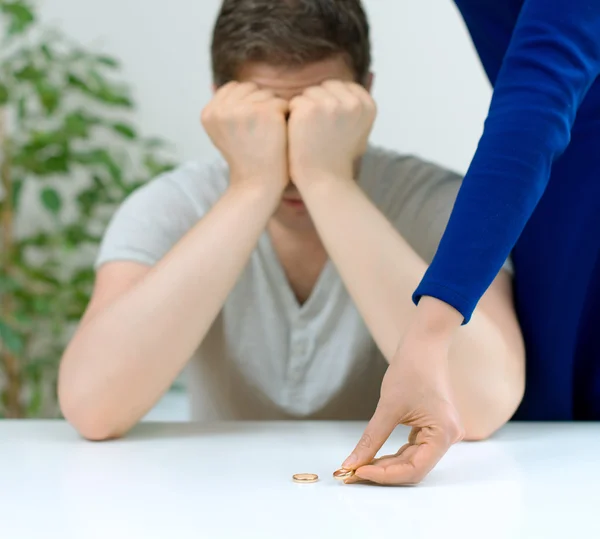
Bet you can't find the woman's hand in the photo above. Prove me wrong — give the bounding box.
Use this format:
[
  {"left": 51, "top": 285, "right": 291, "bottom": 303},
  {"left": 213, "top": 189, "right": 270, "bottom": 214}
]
[{"left": 342, "top": 297, "right": 465, "bottom": 485}]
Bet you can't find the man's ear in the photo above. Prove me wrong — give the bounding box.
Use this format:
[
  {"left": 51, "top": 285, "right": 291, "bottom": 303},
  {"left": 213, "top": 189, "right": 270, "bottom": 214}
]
[
  {"left": 365, "top": 72, "right": 374, "bottom": 93},
  {"left": 211, "top": 83, "right": 217, "bottom": 95}
]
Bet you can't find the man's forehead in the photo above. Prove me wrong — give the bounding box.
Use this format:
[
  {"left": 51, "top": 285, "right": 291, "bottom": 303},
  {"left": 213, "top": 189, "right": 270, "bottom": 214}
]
[{"left": 236, "top": 57, "right": 355, "bottom": 95}]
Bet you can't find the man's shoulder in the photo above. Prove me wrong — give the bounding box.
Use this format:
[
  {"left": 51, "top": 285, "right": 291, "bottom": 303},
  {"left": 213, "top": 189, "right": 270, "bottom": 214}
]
[
  {"left": 361, "top": 145, "right": 462, "bottom": 209},
  {"left": 147, "top": 156, "right": 229, "bottom": 208},
  {"left": 362, "top": 145, "right": 462, "bottom": 185},
  {"left": 95, "top": 156, "right": 230, "bottom": 268}
]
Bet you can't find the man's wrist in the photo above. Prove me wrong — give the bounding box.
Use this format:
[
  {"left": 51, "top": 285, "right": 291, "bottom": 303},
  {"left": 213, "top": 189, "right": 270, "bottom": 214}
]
[
  {"left": 294, "top": 169, "right": 354, "bottom": 197},
  {"left": 227, "top": 179, "right": 283, "bottom": 210}
]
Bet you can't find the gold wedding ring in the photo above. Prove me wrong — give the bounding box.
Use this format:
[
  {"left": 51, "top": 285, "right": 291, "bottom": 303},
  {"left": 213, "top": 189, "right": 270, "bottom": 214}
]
[
  {"left": 292, "top": 473, "right": 319, "bottom": 484},
  {"left": 333, "top": 468, "right": 355, "bottom": 481}
]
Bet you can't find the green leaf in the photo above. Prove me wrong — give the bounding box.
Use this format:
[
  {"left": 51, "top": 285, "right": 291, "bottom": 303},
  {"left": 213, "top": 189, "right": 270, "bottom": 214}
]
[
  {"left": 88, "top": 69, "right": 106, "bottom": 89},
  {"left": 112, "top": 122, "right": 137, "bottom": 139},
  {"left": 71, "top": 267, "right": 95, "bottom": 286},
  {"left": 18, "top": 233, "right": 46, "bottom": 247},
  {"left": 1, "top": 1, "right": 36, "bottom": 36},
  {"left": 66, "top": 73, "right": 89, "bottom": 92},
  {"left": 143, "top": 137, "right": 167, "bottom": 149},
  {"left": 67, "top": 48, "right": 87, "bottom": 63},
  {"left": 92, "top": 175, "right": 104, "bottom": 189},
  {"left": 0, "top": 82, "right": 8, "bottom": 105},
  {"left": 95, "top": 55, "right": 119, "bottom": 68},
  {"left": 0, "top": 319, "right": 24, "bottom": 354},
  {"left": 26, "top": 382, "right": 43, "bottom": 417},
  {"left": 14, "top": 64, "right": 44, "bottom": 82},
  {"left": 98, "top": 86, "right": 133, "bottom": 107},
  {"left": 15, "top": 144, "right": 70, "bottom": 175},
  {"left": 72, "top": 149, "right": 123, "bottom": 185},
  {"left": 40, "top": 44, "right": 53, "bottom": 61},
  {"left": 32, "top": 296, "right": 53, "bottom": 315},
  {"left": 144, "top": 154, "right": 175, "bottom": 177},
  {"left": 23, "top": 358, "right": 56, "bottom": 378},
  {"left": 63, "top": 224, "right": 98, "bottom": 245},
  {"left": 64, "top": 111, "right": 97, "bottom": 138},
  {"left": 64, "top": 224, "right": 87, "bottom": 244},
  {"left": 12, "top": 178, "right": 24, "bottom": 208},
  {"left": 44, "top": 153, "right": 70, "bottom": 174},
  {"left": 76, "top": 189, "right": 99, "bottom": 216},
  {"left": 26, "top": 130, "right": 64, "bottom": 149},
  {"left": 35, "top": 80, "right": 61, "bottom": 114},
  {"left": 40, "top": 187, "right": 62, "bottom": 214},
  {"left": 13, "top": 311, "right": 33, "bottom": 327},
  {"left": 67, "top": 72, "right": 133, "bottom": 107},
  {"left": 89, "top": 70, "right": 133, "bottom": 107},
  {"left": 17, "top": 96, "right": 27, "bottom": 120},
  {"left": 17, "top": 264, "right": 60, "bottom": 286},
  {"left": 0, "top": 274, "right": 19, "bottom": 293}
]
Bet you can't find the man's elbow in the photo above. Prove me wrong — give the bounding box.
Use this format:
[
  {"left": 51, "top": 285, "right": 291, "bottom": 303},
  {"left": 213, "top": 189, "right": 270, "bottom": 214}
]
[
  {"left": 61, "top": 402, "right": 126, "bottom": 442},
  {"left": 462, "top": 375, "right": 525, "bottom": 442},
  {"left": 59, "top": 383, "right": 127, "bottom": 442},
  {"left": 73, "top": 421, "right": 124, "bottom": 442}
]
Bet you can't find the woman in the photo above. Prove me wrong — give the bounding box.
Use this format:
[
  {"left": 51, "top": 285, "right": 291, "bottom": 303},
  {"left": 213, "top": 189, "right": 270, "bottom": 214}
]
[{"left": 341, "top": 0, "right": 600, "bottom": 485}]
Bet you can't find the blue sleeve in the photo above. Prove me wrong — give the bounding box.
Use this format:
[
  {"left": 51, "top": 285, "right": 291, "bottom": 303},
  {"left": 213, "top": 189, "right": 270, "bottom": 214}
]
[{"left": 413, "top": 0, "right": 600, "bottom": 322}]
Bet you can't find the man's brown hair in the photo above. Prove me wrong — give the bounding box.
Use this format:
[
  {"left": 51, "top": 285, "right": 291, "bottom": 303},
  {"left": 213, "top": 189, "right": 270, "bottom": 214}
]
[{"left": 210, "top": 0, "right": 372, "bottom": 86}]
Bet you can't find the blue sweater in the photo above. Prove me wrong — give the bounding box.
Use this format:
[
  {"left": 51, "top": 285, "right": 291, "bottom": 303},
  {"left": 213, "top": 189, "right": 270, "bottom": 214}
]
[{"left": 413, "top": 0, "right": 600, "bottom": 322}]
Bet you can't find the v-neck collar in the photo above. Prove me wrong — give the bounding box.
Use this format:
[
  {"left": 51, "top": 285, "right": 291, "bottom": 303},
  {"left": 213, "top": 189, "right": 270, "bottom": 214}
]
[
  {"left": 259, "top": 231, "right": 334, "bottom": 317},
  {"left": 257, "top": 148, "right": 374, "bottom": 319}
]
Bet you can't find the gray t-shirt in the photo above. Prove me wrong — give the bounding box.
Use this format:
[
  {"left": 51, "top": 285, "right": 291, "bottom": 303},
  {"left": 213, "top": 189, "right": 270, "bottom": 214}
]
[{"left": 96, "top": 145, "right": 511, "bottom": 421}]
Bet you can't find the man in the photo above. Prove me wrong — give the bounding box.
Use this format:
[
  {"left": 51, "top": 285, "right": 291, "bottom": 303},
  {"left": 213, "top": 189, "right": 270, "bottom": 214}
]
[{"left": 59, "top": 0, "right": 525, "bottom": 484}]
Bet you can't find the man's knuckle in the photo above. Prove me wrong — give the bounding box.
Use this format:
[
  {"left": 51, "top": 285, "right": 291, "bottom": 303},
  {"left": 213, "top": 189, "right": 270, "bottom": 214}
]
[
  {"left": 232, "top": 106, "right": 250, "bottom": 119},
  {"left": 211, "top": 107, "right": 226, "bottom": 120},
  {"left": 324, "top": 102, "right": 338, "bottom": 115},
  {"left": 305, "top": 101, "right": 319, "bottom": 115},
  {"left": 346, "top": 99, "right": 362, "bottom": 113}
]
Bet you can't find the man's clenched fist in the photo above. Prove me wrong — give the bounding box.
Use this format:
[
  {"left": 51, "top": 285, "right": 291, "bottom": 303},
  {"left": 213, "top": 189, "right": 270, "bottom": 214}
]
[
  {"left": 201, "top": 82, "right": 289, "bottom": 192},
  {"left": 288, "top": 80, "right": 376, "bottom": 185}
]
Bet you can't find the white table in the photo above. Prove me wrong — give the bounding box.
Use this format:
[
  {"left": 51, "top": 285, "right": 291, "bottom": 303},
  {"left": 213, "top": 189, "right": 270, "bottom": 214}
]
[{"left": 1, "top": 421, "right": 598, "bottom": 539}]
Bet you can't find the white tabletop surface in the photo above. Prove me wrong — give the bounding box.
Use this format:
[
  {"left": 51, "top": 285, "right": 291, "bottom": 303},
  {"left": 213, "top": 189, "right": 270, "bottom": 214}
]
[{"left": 1, "top": 420, "right": 599, "bottom": 539}]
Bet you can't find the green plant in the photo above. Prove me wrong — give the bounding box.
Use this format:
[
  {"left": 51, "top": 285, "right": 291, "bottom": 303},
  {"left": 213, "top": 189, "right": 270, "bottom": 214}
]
[{"left": 0, "top": 0, "right": 175, "bottom": 417}]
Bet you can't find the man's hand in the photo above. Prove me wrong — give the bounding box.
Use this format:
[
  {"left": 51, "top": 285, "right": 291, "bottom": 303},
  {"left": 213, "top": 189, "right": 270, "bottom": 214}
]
[
  {"left": 288, "top": 80, "right": 376, "bottom": 184},
  {"left": 201, "top": 81, "right": 289, "bottom": 192},
  {"left": 343, "top": 299, "right": 465, "bottom": 485}
]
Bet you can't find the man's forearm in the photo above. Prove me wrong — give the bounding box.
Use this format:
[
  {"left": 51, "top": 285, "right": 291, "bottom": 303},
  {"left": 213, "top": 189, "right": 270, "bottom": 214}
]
[
  {"left": 60, "top": 183, "right": 279, "bottom": 439},
  {"left": 298, "top": 175, "right": 428, "bottom": 359},
  {"left": 297, "top": 174, "right": 523, "bottom": 437}
]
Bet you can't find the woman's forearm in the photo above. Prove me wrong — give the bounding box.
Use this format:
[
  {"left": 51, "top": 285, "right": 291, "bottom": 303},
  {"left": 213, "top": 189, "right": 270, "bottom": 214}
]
[{"left": 415, "top": 0, "right": 600, "bottom": 322}]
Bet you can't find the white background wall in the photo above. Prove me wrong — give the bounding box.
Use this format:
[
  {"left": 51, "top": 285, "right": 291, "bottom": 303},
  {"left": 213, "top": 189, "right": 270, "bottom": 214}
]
[{"left": 39, "top": 0, "right": 492, "bottom": 175}]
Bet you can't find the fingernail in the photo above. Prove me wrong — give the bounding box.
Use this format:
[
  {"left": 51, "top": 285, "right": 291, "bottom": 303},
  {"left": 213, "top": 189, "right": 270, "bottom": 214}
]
[{"left": 342, "top": 454, "right": 357, "bottom": 468}]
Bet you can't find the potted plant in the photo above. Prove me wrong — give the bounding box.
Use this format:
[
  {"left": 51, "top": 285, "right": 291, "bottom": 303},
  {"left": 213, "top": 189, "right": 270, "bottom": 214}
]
[{"left": 0, "top": 0, "right": 175, "bottom": 417}]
